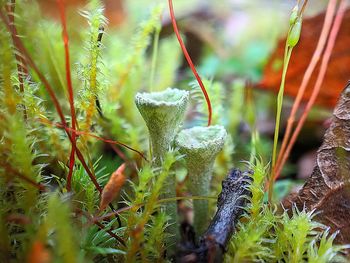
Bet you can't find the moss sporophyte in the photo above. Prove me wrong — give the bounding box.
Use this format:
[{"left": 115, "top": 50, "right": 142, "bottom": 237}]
[{"left": 176, "top": 125, "right": 227, "bottom": 236}]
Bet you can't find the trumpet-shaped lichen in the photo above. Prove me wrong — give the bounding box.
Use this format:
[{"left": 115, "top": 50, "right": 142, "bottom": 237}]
[
  {"left": 135, "top": 87, "right": 189, "bottom": 250},
  {"left": 135, "top": 87, "right": 189, "bottom": 164},
  {"left": 176, "top": 125, "right": 227, "bottom": 235}
]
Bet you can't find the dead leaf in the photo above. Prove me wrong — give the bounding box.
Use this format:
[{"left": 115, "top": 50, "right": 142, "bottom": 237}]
[
  {"left": 260, "top": 9, "right": 350, "bottom": 108},
  {"left": 99, "top": 163, "right": 126, "bottom": 211},
  {"left": 283, "top": 82, "right": 350, "bottom": 245}
]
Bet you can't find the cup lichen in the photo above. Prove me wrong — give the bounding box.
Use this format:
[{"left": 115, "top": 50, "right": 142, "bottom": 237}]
[
  {"left": 175, "top": 125, "right": 227, "bottom": 235},
  {"left": 135, "top": 87, "right": 189, "bottom": 248},
  {"left": 135, "top": 87, "right": 189, "bottom": 164}
]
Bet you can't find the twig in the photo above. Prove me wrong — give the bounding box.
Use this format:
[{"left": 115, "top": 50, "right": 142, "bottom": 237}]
[
  {"left": 91, "top": 196, "right": 217, "bottom": 224},
  {"left": 177, "top": 169, "right": 252, "bottom": 263},
  {"left": 76, "top": 208, "right": 126, "bottom": 247}
]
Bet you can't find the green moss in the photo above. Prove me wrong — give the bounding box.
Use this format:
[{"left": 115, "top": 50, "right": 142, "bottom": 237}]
[
  {"left": 47, "top": 193, "right": 80, "bottom": 263},
  {"left": 0, "top": 1, "right": 347, "bottom": 262}
]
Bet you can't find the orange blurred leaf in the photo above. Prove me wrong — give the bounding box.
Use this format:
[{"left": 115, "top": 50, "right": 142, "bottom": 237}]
[
  {"left": 99, "top": 163, "right": 126, "bottom": 211},
  {"left": 260, "top": 9, "right": 350, "bottom": 108},
  {"left": 27, "top": 241, "right": 51, "bottom": 263}
]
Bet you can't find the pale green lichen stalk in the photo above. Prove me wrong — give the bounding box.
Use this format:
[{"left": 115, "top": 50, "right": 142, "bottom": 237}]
[
  {"left": 175, "top": 125, "right": 227, "bottom": 236},
  {"left": 135, "top": 87, "right": 189, "bottom": 249}
]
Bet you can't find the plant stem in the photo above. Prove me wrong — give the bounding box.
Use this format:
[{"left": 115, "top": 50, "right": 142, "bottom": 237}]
[
  {"left": 188, "top": 165, "right": 212, "bottom": 235},
  {"left": 274, "top": 0, "right": 338, "bottom": 179},
  {"left": 0, "top": 9, "right": 102, "bottom": 193},
  {"left": 7, "top": 0, "right": 27, "bottom": 120},
  {"left": 57, "top": 0, "right": 77, "bottom": 192},
  {"left": 269, "top": 46, "right": 293, "bottom": 202},
  {"left": 275, "top": 0, "right": 347, "bottom": 178},
  {"left": 168, "top": 0, "right": 212, "bottom": 126},
  {"left": 42, "top": 119, "right": 147, "bottom": 160}
]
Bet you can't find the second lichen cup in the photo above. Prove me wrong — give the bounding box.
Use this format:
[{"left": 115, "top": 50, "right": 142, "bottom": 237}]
[{"left": 175, "top": 125, "right": 227, "bottom": 236}]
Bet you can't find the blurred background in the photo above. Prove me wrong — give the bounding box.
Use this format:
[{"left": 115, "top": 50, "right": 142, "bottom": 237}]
[{"left": 30, "top": 0, "right": 347, "bottom": 199}]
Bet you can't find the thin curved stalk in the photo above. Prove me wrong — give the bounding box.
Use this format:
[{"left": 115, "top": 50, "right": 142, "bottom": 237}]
[
  {"left": 275, "top": 0, "right": 347, "bottom": 179},
  {"left": 168, "top": 0, "right": 212, "bottom": 126},
  {"left": 56, "top": 0, "right": 77, "bottom": 191},
  {"left": 274, "top": 0, "right": 338, "bottom": 178}
]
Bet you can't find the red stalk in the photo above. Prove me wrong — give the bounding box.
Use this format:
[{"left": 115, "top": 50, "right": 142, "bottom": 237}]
[
  {"left": 2, "top": 162, "right": 47, "bottom": 191},
  {"left": 56, "top": 0, "right": 77, "bottom": 191},
  {"left": 0, "top": 8, "right": 102, "bottom": 193},
  {"left": 168, "top": 0, "right": 212, "bottom": 126},
  {"left": 76, "top": 208, "right": 126, "bottom": 247},
  {"left": 274, "top": 0, "right": 347, "bottom": 180},
  {"left": 274, "top": 0, "right": 337, "bottom": 179},
  {"left": 39, "top": 119, "right": 148, "bottom": 161}
]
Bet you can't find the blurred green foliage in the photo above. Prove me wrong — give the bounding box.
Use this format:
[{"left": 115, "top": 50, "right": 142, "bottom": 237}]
[{"left": 0, "top": 0, "right": 344, "bottom": 262}]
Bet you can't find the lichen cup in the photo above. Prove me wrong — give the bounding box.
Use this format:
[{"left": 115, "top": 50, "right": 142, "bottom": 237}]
[
  {"left": 175, "top": 125, "right": 227, "bottom": 236},
  {"left": 135, "top": 87, "right": 189, "bottom": 248},
  {"left": 135, "top": 88, "right": 189, "bottom": 164}
]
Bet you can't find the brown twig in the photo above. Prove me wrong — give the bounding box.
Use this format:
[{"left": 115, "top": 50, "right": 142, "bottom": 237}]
[
  {"left": 39, "top": 118, "right": 147, "bottom": 161},
  {"left": 177, "top": 169, "right": 252, "bottom": 263},
  {"left": 91, "top": 196, "right": 217, "bottom": 224},
  {"left": 76, "top": 208, "right": 126, "bottom": 247}
]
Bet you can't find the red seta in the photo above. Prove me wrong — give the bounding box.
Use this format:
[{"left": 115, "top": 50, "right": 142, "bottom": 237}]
[
  {"left": 168, "top": 0, "right": 212, "bottom": 126},
  {"left": 56, "top": 0, "right": 77, "bottom": 192}
]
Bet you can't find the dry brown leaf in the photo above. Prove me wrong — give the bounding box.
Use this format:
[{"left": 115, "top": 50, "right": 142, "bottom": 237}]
[
  {"left": 284, "top": 82, "right": 350, "bottom": 245},
  {"left": 99, "top": 163, "right": 126, "bottom": 211},
  {"left": 260, "top": 9, "right": 350, "bottom": 108},
  {"left": 27, "top": 241, "right": 51, "bottom": 263}
]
